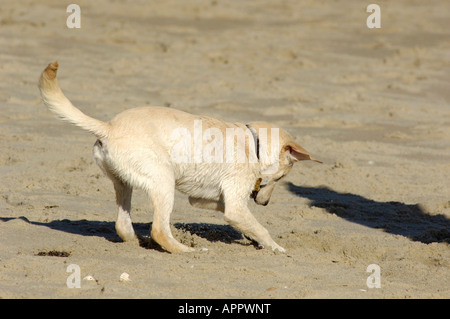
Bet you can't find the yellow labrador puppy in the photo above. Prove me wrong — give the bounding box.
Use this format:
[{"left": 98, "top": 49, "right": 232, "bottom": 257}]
[{"left": 39, "top": 62, "right": 321, "bottom": 253}]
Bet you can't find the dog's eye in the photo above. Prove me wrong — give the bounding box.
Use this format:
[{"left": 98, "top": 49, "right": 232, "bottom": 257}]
[{"left": 273, "top": 176, "right": 284, "bottom": 182}]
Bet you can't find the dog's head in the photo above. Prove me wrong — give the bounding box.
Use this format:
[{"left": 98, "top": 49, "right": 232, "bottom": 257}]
[{"left": 247, "top": 122, "right": 322, "bottom": 206}]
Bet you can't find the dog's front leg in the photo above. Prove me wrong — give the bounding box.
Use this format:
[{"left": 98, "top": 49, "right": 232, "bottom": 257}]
[{"left": 223, "top": 199, "right": 285, "bottom": 252}]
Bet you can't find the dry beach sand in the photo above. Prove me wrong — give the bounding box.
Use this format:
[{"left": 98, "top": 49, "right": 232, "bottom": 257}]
[{"left": 1, "top": 0, "right": 449, "bottom": 298}]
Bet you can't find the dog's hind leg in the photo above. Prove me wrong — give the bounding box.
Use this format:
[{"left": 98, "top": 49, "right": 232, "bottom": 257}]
[
  {"left": 148, "top": 169, "right": 195, "bottom": 253},
  {"left": 93, "top": 139, "right": 136, "bottom": 242},
  {"left": 112, "top": 178, "right": 135, "bottom": 242}
]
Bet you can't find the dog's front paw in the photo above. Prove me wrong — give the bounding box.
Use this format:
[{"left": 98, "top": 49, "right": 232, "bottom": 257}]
[
  {"left": 271, "top": 244, "right": 286, "bottom": 253},
  {"left": 259, "top": 241, "right": 286, "bottom": 253}
]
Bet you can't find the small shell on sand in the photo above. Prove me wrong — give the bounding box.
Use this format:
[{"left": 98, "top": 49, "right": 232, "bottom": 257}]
[{"left": 119, "top": 272, "right": 131, "bottom": 282}]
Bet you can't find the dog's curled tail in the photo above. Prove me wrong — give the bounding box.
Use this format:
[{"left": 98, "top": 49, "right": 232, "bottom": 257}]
[{"left": 38, "top": 61, "right": 110, "bottom": 138}]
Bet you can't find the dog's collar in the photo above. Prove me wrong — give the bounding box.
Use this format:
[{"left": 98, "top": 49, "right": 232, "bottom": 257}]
[
  {"left": 246, "top": 124, "right": 262, "bottom": 198},
  {"left": 251, "top": 177, "right": 263, "bottom": 199},
  {"left": 245, "top": 124, "right": 259, "bottom": 161}
]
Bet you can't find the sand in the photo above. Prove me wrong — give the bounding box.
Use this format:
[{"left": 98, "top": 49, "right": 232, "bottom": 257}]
[{"left": 0, "top": 0, "right": 449, "bottom": 299}]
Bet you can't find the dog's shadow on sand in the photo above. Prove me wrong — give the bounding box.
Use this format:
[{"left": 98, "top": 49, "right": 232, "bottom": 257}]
[
  {"left": 287, "top": 183, "right": 450, "bottom": 244},
  {"left": 25, "top": 219, "right": 244, "bottom": 251},
  {"left": 3, "top": 184, "right": 448, "bottom": 248}
]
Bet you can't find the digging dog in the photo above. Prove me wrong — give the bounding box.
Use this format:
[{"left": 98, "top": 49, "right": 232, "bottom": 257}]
[{"left": 38, "top": 62, "right": 321, "bottom": 253}]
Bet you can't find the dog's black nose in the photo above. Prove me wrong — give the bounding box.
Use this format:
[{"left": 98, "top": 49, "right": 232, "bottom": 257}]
[{"left": 262, "top": 200, "right": 269, "bottom": 206}]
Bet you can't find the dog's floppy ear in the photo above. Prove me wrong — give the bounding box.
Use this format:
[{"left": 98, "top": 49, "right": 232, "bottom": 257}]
[{"left": 283, "top": 142, "right": 322, "bottom": 163}]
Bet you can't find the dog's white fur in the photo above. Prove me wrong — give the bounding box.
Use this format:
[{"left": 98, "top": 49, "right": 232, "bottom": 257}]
[{"left": 38, "top": 62, "right": 321, "bottom": 253}]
